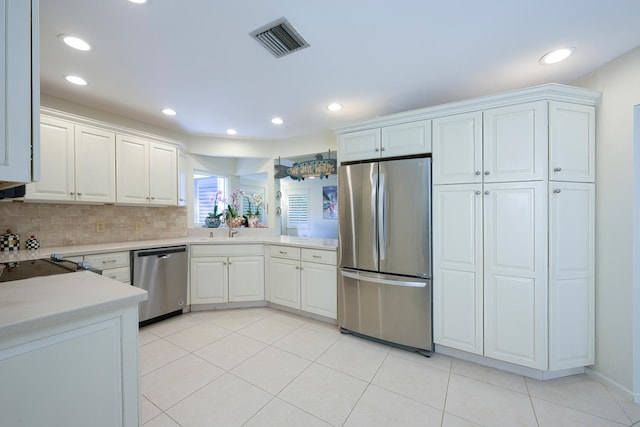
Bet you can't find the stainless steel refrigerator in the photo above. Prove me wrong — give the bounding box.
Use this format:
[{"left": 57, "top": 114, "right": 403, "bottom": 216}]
[{"left": 338, "top": 155, "right": 433, "bottom": 354}]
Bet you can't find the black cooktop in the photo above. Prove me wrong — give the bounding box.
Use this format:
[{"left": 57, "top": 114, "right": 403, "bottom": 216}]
[{"left": 0, "top": 258, "right": 99, "bottom": 282}]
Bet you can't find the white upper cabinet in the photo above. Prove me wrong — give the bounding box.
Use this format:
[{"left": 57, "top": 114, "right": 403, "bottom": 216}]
[
  {"left": 149, "top": 142, "right": 177, "bottom": 205},
  {"left": 483, "top": 101, "right": 547, "bottom": 183},
  {"left": 116, "top": 134, "right": 149, "bottom": 204},
  {"left": 381, "top": 120, "right": 431, "bottom": 158},
  {"left": 338, "top": 129, "right": 381, "bottom": 163},
  {"left": 74, "top": 125, "right": 116, "bottom": 203},
  {"left": 116, "top": 136, "right": 177, "bottom": 205},
  {"left": 433, "top": 102, "right": 546, "bottom": 185},
  {"left": 0, "top": 0, "right": 39, "bottom": 189},
  {"left": 549, "top": 102, "right": 596, "bottom": 183},
  {"left": 338, "top": 120, "right": 431, "bottom": 163},
  {"left": 26, "top": 117, "right": 75, "bottom": 201},
  {"left": 177, "top": 149, "right": 187, "bottom": 206},
  {"left": 28, "top": 119, "right": 116, "bottom": 203},
  {"left": 432, "top": 112, "right": 482, "bottom": 185}
]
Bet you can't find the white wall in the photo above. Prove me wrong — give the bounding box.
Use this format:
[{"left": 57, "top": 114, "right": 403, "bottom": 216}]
[
  {"left": 571, "top": 46, "right": 640, "bottom": 393},
  {"left": 273, "top": 130, "right": 337, "bottom": 158}
]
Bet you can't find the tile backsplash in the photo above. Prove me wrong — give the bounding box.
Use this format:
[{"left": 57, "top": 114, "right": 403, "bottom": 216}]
[{"left": 0, "top": 202, "right": 187, "bottom": 248}]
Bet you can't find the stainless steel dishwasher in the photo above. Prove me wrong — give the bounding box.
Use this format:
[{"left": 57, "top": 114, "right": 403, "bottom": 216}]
[{"left": 132, "top": 245, "right": 188, "bottom": 325}]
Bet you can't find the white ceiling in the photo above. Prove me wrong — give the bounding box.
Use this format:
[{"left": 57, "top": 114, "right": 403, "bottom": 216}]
[{"left": 40, "top": 0, "right": 640, "bottom": 140}]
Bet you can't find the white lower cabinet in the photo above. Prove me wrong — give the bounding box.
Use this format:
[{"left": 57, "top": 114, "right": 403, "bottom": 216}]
[
  {"left": 549, "top": 182, "right": 595, "bottom": 370},
  {"left": 66, "top": 251, "right": 131, "bottom": 284},
  {"left": 483, "top": 181, "right": 547, "bottom": 370},
  {"left": 433, "top": 184, "right": 484, "bottom": 355},
  {"left": 270, "top": 255, "right": 301, "bottom": 308},
  {"left": 269, "top": 245, "right": 337, "bottom": 319},
  {"left": 190, "top": 245, "right": 264, "bottom": 305},
  {"left": 300, "top": 261, "right": 337, "bottom": 318},
  {"left": 228, "top": 256, "right": 265, "bottom": 302},
  {"left": 434, "top": 179, "right": 594, "bottom": 372},
  {"left": 84, "top": 251, "right": 131, "bottom": 284},
  {"left": 0, "top": 306, "right": 141, "bottom": 427}
]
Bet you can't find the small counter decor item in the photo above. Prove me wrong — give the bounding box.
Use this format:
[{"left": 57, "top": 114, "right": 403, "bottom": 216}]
[
  {"left": 1, "top": 229, "right": 20, "bottom": 251},
  {"left": 245, "top": 192, "right": 264, "bottom": 228},
  {"left": 205, "top": 190, "right": 224, "bottom": 228},
  {"left": 25, "top": 235, "right": 40, "bottom": 250}
]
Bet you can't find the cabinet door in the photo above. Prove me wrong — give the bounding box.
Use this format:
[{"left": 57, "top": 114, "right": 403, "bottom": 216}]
[
  {"left": 301, "top": 261, "right": 337, "bottom": 319},
  {"left": 381, "top": 120, "right": 432, "bottom": 158},
  {"left": 74, "top": 125, "right": 116, "bottom": 203},
  {"left": 432, "top": 112, "right": 482, "bottom": 185},
  {"left": 483, "top": 102, "right": 547, "bottom": 182},
  {"left": 483, "top": 181, "right": 548, "bottom": 369},
  {"left": 190, "top": 257, "right": 228, "bottom": 304},
  {"left": 549, "top": 102, "right": 595, "bottom": 183},
  {"left": 432, "top": 184, "right": 483, "bottom": 354},
  {"left": 116, "top": 134, "right": 149, "bottom": 204},
  {"left": 549, "top": 182, "right": 595, "bottom": 370},
  {"left": 228, "top": 256, "right": 264, "bottom": 302},
  {"left": 338, "top": 129, "right": 381, "bottom": 163},
  {"left": 149, "top": 142, "right": 177, "bottom": 205},
  {"left": 26, "top": 116, "right": 75, "bottom": 201},
  {"left": 0, "top": 0, "right": 36, "bottom": 186},
  {"left": 269, "top": 257, "right": 301, "bottom": 309},
  {"left": 177, "top": 149, "right": 187, "bottom": 206}
]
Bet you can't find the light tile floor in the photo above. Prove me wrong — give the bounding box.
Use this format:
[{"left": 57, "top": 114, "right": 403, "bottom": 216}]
[{"left": 140, "top": 307, "right": 640, "bottom": 427}]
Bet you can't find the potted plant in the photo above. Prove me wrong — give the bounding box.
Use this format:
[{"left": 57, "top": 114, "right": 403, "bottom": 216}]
[
  {"left": 225, "top": 189, "right": 244, "bottom": 228},
  {"left": 204, "top": 191, "right": 224, "bottom": 228},
  {"left": 245, "top": 193, "right": 264, "bottom": 228}
]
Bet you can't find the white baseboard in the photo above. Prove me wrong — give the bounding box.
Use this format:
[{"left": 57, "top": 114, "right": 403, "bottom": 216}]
[
  {"left": 435, "top": 344, "right": 584, "bottom": 380},
  {"left": 585, "top": 367, "right": 639, "bottom": 403}
]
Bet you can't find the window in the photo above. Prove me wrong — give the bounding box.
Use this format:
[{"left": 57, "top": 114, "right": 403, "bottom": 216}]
[
  {"left": 194, "top": 173, "right": 227, "bottom": 223},
  {"left": 287, "top": 189, "right": 309, "bottom": 228}
]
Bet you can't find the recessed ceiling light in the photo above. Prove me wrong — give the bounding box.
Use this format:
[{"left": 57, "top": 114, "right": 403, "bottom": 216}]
[
  {"left": 226, "top": 129, "right": 237, "bottom": 135},
  {"left": 59, "top": 35, "right": 91, "bottom": 51},
  {"left": 128, "top": 0, "right": 147, "bottom": 3},
  {"left": 161, "top": 108, "right": 176, "bottom": 116},
  {"left": 271, "top": 117, "right": 284, "bottom": 125},
  {"left": 539, "top": 47, "right": 576, "bottom": 65},
  {"left": 327, "top": 103, "right": 342, "bottom": 111},
  {"left": 65, "top": 75, "right": 87, "bottom": 86}
]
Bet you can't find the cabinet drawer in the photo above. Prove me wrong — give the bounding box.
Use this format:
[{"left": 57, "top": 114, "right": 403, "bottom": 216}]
[
  {"left": 270, "top": 245, "right": 301, "bottom": 260},
  {"left": 301, "top": 249, "right": 336, "bottom": 265},
  {"left": 191, "top": 244, "right": 263, "bottom": 257},
  {"left": 101, "top": 266, "right": 131, "bottom": 283},
  {"left": 84, "top": 251, "right": 129, "bottom": 269}
]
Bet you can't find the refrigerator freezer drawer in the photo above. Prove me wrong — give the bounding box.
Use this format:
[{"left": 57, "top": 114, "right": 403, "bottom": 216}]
[{"left": 338, "top": 269, "right": 433, "bottom": 352}]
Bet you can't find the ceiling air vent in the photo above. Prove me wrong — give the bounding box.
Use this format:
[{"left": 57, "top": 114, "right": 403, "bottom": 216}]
[{"left": 250, "top": 17, "right": 310, "bottom": 58}]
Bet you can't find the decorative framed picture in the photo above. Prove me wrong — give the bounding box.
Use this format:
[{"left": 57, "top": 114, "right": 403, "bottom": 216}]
[{"left": 323, "top": 186, "right": 338, "bottom": 219}]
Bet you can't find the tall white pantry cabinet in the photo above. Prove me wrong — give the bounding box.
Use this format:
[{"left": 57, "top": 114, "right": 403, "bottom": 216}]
[{"left": 432, "top": 87, "right": 598, "bottom": 373}]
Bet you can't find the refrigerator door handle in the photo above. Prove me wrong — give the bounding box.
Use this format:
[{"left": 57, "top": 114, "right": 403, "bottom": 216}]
[
  {"left": 372, "top": 172, "right": 379, "bottom": 265},
  {"left": 340, "top": 269, "right": 427, "bottom": 288},
  {"left": 378, "top": 172, "right": 386, "bottom": 262}
]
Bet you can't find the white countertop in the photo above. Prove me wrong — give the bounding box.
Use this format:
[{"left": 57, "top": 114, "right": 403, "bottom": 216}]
[
  {"left": 0, "top": 235, "right": 338, "bottom": 263},
  {"left": 0, "top": 234, "right": 336, "bottom": 338},
  {"left": 0, "top": 271, "right": 147, "bottom": 340}
]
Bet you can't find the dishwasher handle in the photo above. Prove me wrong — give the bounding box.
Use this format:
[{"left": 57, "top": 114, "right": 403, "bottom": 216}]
[{"left": 134, "top": 246, "right": 187, "bottom": 258}]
